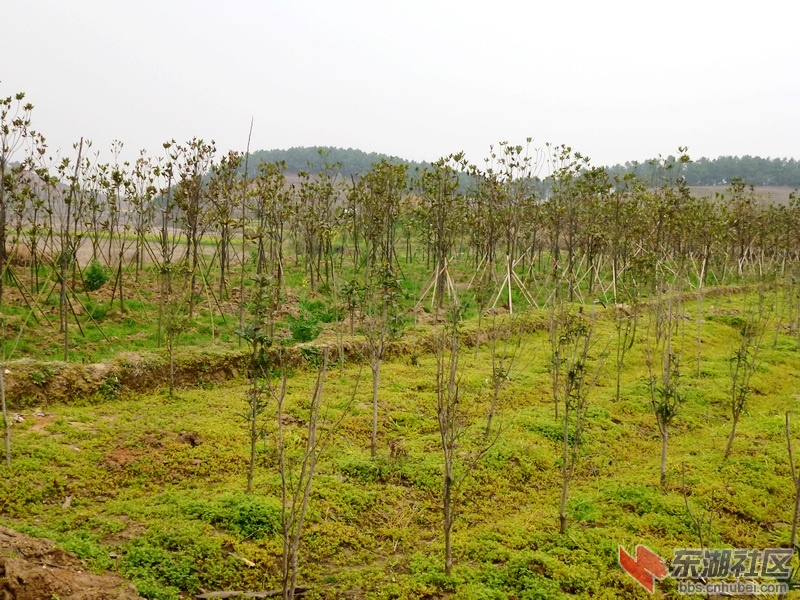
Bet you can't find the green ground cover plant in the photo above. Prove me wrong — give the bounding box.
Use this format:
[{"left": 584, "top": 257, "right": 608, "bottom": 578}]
[{"left": 2, "top": 294, "right": 799, "bottom": 598}]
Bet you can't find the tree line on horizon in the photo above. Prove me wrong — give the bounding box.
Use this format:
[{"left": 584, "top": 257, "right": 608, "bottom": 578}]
[
  {"left": 244, "top": 146, "right": 430, "bottom": 179},
  {"left": 249, "top": 146, "right": 800, "bottom": 188},
  {"left": 607, "top": 154, "right": 800, "bottom": 188}
]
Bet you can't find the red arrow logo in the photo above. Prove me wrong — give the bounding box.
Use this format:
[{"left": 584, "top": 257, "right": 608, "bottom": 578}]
[{"left": 619, "top": 545, "right": 668, "bottom": 593}]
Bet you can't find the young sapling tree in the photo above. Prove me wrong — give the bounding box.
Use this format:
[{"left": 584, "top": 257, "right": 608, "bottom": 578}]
[
  {"left": 361, "top": 262, "right": 405, "bottom": 457},
  {"left": 434, "top": 300, "right": 504, "bottom": 576},
  {"left": 276, "top": 350, "right": 360, "bottom": 599},
  {"left": 237, "top": 271, "right": 278, "bottom": 493},
  {"left": 550, "top": 301, "right": 606, "bottom": 533},
  {"left": 645, "top": 278, "right": 684, "bottom": 489},
  {"left": 613, "top": 294, "right": 638, "bottom": 402},
  {"left": 724, "top": 289, "right": 769, "bottom": 460},
  {"left": 484, "top": 309, "right": 521, "bottom": 437}
]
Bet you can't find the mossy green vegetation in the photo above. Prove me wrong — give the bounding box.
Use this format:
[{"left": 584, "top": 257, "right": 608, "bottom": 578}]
[{"left": 2, "top": 293, "right": 799, "bottom": 598}]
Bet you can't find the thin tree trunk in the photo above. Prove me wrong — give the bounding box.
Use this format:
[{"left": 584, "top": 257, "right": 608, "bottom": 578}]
[
  {"left": 168, "top": 335, "right": 175, "bottom": 398},
  {"left": 371, "top": 358, "right": 380, "bottom": 458},
  {"left": 792, "top": 485, "right": 800, "bottom": 551},
  {"left": 660, "top": 425, "right": 669, "bottom": 489},
  {"left": 0, "top": 161, "right": 6, "bottom": 304},
  {"left": 696, "top": 290, "right": 703, "bottom": 377},
  {"left": 485, "top": 379, "right": 499, "bottom": 438},
  {"left": 1, "top": 364, "right": 9, "bottom": 467},
  {"left": 559, "top": 404, "right": 570, "bottom": 534},
  {"left": 247, "top": 377, "right": 259, "bottom": 493},
  {"left": 281, "top": 358, "right": 327, "bottom": 600},
  {"left": 785, "top": 413, "right": 800, "bottom": 551},
  {"left": 559, "top": 483, "right": 569, "bottom": 534},
  {"left": 724, "top": 417, "right": 739, "bottom": 460},
  {"left": 443, "top": 468, "right": 453, "bottom": 577}
]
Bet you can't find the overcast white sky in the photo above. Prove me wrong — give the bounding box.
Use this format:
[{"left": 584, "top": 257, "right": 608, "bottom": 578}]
[{"left": 4, "top": 1, "right": 798, "bottom": 168}]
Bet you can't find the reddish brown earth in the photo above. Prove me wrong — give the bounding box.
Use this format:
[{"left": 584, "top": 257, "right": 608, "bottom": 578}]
[{"left": 0, "top": 526, "right": 141, "bottom": 599}]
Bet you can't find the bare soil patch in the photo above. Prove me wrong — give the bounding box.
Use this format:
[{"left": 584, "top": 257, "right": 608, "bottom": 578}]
[{"left": 0, "top": 525, "right": 141, "bottom": 599}]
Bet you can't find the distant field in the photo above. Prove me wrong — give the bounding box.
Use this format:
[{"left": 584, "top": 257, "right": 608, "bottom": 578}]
[{"left": 689, "top": 185, "right": 798, "bottom": 205}]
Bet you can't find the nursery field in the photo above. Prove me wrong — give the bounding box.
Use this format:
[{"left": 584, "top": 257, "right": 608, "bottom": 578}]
[
  {"left": 2, "top": 292, "right": 800, "bottom": 599},
  {"left": 3, "top": 94, "right": 800, "bottom": 598}
]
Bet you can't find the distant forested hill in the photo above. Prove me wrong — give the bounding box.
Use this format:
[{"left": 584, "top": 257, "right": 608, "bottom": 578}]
[
  {"left": 241, "top": 147, "right": 800, "bottom": 188},
  {"left": 242, "top": 146, "right": 429, "bottom": 177},
  {"left": 606, "top": 155, "right": 800, "bottom": 187}
]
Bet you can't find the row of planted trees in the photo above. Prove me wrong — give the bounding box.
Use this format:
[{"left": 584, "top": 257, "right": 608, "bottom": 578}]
[{"left": 3, "top": 94, "right": 800, "bottom": 353}]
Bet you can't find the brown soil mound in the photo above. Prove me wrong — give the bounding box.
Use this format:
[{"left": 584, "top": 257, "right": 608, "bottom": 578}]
[{"left": 0, "top": 526, "right": 141, "bottom": 600}]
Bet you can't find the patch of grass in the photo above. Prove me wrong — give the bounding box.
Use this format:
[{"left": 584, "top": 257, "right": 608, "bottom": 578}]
[
  {"left": 708, "top": 313, "right": 747, "bottom": 329},
  {"left": 182, "top": 493, "right": 282, "bottom": 540}
]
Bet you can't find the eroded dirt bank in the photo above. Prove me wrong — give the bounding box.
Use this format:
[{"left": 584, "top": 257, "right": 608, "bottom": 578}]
[{"left": 0, "top": 525, "right": 141, "bottom": 600}]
